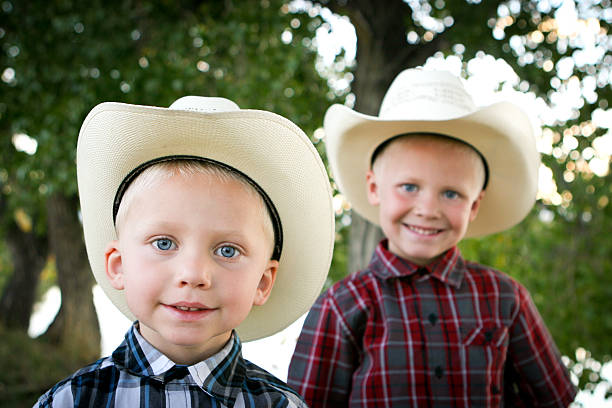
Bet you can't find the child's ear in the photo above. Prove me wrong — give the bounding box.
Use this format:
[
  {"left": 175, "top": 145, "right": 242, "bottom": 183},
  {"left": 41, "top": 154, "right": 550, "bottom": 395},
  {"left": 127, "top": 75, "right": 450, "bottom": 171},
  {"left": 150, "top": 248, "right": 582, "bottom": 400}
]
[
  {"left": 252, "top": 260, "right": 278, "bottom": 306},
  {"left": 366, "top": 169, "right": 380, "bottom": 206},
  {"left": 105, "top": 240, "right": 125, "bottom": 290},
  {"left": 469, "top": 190, "right": 486, "bottom": 222}
]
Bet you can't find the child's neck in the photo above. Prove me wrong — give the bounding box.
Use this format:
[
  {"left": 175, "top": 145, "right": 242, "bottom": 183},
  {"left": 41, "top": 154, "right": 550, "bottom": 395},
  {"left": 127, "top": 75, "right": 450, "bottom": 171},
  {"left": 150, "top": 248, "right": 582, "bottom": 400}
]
[{"left": 138, "top": 324, "right": 233, "bottom": 365}]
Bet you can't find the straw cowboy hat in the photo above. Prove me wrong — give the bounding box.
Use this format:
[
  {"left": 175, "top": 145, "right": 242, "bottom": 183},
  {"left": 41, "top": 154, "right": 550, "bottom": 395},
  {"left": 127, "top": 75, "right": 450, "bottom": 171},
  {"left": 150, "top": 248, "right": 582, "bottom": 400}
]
[
  {"left": 324, "top": 68, "right": 540, "bottom": 237},
  {"left": 77, "top": 96, "right": 334, "bottom": 341}
]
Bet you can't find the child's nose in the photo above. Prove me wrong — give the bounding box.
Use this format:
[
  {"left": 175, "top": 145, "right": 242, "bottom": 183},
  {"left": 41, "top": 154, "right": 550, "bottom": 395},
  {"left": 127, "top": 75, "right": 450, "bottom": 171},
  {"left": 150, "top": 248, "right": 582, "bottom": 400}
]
[
  {"left": 414, "top": 192, "right": 440, "bottom": 218},
  {"left": 177, "top": 252, "right": 212, "bottom": 288}
]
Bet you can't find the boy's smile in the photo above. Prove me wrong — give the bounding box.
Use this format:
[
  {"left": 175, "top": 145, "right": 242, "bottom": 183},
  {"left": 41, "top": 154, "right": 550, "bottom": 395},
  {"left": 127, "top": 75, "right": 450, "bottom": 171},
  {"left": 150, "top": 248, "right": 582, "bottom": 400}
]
[
  {"left": 163, "top": 301, "right": 215, "bottom": 321},
  {"left": 366, "top": 135, "right": 486, "bottom": 266},
  {"left": 104, "top": 171, "right": 277, "bottom": 364}
]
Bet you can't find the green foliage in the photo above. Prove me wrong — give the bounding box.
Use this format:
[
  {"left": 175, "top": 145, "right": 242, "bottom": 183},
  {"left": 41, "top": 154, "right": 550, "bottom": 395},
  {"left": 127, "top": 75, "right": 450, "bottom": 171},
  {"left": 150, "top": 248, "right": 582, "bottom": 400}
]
[
  {"left": 1, "top": 0, "right": 334, "bottom": 199},
  {"left": 0, "top": 0, "right": 347, "bottom": 282},
  {"left": 0, "top": 324, "right": 86, "bottom": 407}
]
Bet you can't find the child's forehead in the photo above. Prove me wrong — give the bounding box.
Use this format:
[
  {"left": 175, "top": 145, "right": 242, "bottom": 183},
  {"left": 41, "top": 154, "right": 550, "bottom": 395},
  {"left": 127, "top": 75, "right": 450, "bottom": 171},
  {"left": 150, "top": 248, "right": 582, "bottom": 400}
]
[
  {"left": 134, "top": 169, "right": 261, "bottom": 202},
  {"left": 372, "top": 134, "right": 487, "bottom": 185},
  {"left": 116, "top": 165, "right": 266, "bottom": 228},
  {"left": 118, "top": 171, "right": 270, "bottom": 231},
  {"left": 131, "top": 161, "right": 258, "bottom": 194},
  {"left": 374, "top": 134, "right": 479, "bottom": 165}
]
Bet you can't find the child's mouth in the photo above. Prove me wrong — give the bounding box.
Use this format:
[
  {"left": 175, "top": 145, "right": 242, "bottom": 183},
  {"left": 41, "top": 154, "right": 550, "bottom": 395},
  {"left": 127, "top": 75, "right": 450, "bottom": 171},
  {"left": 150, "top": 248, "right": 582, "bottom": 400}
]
[
  {"left": 406, "top": 225, "right": 442, "bottom": 235},
  {"left": 167, "top": 302, "right": 211, "bottom": 312},
  {"left": 165, "top": 303, "right": 214, "bottom": 320},
  {"left": 174, "top": 306, "right": 205, "bottom": 312}
]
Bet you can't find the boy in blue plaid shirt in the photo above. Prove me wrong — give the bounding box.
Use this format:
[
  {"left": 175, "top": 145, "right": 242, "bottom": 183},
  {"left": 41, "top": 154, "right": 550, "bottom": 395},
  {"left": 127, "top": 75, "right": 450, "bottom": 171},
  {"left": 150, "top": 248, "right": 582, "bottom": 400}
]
[{"left": 35, "top": 96, "right": 334, "bottom": 407}]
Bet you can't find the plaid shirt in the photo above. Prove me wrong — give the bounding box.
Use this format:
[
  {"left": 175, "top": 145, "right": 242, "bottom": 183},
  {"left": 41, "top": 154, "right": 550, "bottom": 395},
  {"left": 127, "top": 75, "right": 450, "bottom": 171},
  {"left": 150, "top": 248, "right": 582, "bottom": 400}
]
[
  {"left": 288, "top": 240, "right": 576, "bottom": 407},
  {"left": 36, "top": 324, "right": 306, "bottom": 408}
]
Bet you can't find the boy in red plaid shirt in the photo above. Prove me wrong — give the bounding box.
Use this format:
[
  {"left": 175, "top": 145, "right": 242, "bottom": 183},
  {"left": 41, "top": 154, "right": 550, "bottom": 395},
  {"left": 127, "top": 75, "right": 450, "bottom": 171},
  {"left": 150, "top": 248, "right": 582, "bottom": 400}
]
[{"left": 287, "top": 69, "right": 576, "bottom": 407}]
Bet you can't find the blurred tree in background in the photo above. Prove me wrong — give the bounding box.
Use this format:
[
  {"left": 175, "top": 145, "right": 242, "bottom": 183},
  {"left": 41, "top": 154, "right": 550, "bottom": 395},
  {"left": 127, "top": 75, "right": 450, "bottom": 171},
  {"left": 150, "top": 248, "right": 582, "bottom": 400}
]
[
  {"left": 0, "top": 0, "right": 610, "bottom": 405},
  {"left": 0, "top": 0, "right": 334, "bottom": 404}
]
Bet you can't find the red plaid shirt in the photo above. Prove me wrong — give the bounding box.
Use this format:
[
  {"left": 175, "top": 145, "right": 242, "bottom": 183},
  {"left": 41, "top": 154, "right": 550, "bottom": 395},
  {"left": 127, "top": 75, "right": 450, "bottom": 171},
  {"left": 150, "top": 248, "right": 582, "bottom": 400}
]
[{"left": 288, "top": 240, "right": 576, "bottom": 407}]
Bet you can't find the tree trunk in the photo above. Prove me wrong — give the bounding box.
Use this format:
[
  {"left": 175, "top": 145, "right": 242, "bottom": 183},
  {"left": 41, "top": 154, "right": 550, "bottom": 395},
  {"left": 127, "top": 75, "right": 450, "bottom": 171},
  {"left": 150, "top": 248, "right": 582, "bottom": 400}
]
[
  {"left": 42, "top": 192, "right": 100, "bottom": 363},
  {"left": 0, "top": 197, "right": 48, "bottom": 330},
  {"left": 348, "top": 214, "right": 384, "bottom": 275}
]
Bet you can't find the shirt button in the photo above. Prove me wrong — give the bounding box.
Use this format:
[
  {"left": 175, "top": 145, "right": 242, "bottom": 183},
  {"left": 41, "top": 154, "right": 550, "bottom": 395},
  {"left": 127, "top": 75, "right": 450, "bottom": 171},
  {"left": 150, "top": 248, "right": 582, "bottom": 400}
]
[
  {"left": 434, "top": 366, "right": 444, "bottom": 379},
  {"left": 484, "top": 330, "right": 493, "bottom": 343},
  {"left": 428, "top": 313, "right": 438, "bottom": 325},
  {"left": 491, "top": 384, "right": 500, "bottom": 395}
]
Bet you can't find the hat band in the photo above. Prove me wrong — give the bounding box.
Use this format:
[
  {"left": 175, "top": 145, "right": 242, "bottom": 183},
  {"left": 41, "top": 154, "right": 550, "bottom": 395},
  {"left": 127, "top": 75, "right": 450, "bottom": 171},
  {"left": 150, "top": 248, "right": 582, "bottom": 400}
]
[
  {"left": 370, "top": 132, "right": 490, "bottom": 190},
  {"left": 112, "top": 155, "right": 284, "bottom": 260}
]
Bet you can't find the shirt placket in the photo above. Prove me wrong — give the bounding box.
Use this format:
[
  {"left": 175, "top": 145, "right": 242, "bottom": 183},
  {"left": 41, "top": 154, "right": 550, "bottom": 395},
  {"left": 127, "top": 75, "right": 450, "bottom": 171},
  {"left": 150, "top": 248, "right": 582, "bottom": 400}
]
[
  {"left": 417, "top": 279, "right": 447, "bottom": 398},
  {"left": 397, "top": 263, "right": 469, "bottom": 408}
]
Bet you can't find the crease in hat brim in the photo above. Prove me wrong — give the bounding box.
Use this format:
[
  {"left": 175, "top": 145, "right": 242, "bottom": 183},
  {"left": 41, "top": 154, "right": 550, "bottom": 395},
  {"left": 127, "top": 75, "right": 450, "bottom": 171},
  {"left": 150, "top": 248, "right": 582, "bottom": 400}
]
[
  {"left": 324, "top": 102, "right": 540, "bottom": 237},
  {"left": 77, "top": 102, "right": 335, "bottom": 341}
]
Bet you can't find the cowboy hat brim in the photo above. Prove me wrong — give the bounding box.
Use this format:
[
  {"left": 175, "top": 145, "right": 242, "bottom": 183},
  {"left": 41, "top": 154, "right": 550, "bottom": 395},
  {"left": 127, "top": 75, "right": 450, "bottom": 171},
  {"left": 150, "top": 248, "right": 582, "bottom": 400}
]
[
  {"left": 77, "top": 101, "right": 334, "bottom": 341},
  {"left": 324, "top": 101, "right": 540, "bottom": 237}
]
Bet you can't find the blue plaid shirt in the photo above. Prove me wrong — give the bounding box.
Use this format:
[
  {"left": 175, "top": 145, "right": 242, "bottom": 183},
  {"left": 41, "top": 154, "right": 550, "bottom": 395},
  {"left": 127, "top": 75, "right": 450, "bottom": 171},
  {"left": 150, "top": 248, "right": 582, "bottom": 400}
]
[{"left": 35, "top": 323, "right": 307, "bottom": 407}]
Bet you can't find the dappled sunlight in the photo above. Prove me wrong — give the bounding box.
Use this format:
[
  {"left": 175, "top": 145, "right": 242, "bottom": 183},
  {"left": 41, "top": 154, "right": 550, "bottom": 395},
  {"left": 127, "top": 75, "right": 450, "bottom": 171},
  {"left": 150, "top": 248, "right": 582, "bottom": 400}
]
[
  {"left": 28, "top": 286, "right": 60, "bottom": 338},
  {"left": 242, "top": 314, "right": 306, "bottom": 381},
  {"left": 28, "top": 285, "right": 131, "bottom": 356},
  {"left": 11, "top": 133, "right": 37, "bottom": 155}
]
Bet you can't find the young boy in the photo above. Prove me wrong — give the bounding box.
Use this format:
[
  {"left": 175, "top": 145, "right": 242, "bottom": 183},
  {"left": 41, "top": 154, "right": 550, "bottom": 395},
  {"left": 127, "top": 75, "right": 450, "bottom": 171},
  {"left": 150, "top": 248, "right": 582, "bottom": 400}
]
[
  {"left": 35, "top": 96, "right": 335, "bottom": 407},
  {"left": 288, "top": 69, "right": 576, "bottom": 407}
]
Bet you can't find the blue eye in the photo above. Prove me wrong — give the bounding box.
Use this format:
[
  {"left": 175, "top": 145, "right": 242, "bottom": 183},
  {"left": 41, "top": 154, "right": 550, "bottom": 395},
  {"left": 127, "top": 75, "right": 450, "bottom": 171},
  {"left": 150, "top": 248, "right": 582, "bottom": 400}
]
[
  {"left": 215, "top": 245, "right": 239, "bottom": 258},
  {"left": 401, "top": 184, "right": 418, "bottom": 192},
  {"left": 443, "top": 190, "right": 459, "bottom": 199},
  {"left": 153, "top": 238, "right": 175, "bottom": 251}
]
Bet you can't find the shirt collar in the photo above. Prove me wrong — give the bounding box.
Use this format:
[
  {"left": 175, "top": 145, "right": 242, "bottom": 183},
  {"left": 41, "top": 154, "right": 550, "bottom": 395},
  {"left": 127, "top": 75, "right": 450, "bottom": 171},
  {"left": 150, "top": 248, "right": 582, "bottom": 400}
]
[
  {"left": 189, "top": 331, "right": 246, "bottom": 406},
  {"left": 112, "top": 324, "right": 247, "bottom": 406},
  {"left": 369, "top": 239, "right": 466, "bottom": 289}
]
